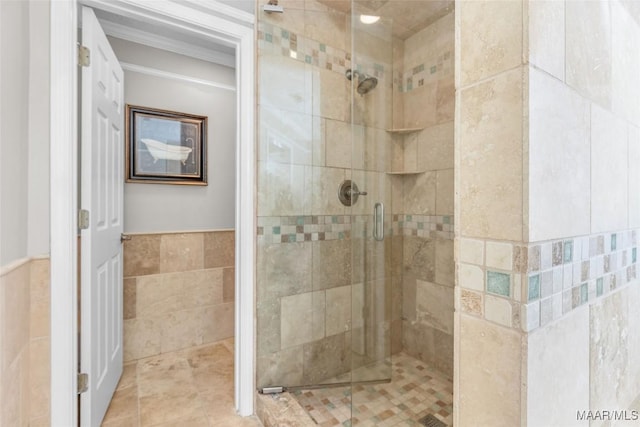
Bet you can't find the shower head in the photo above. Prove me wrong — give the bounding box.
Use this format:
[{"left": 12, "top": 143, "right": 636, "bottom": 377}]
[{"left": 345, "top": 69, "right": 378, "bottom": 95}]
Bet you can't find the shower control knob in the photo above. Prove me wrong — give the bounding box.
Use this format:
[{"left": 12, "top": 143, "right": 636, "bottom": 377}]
[{"left": 338, "top": 180, "right": 366, "bottom": 206}]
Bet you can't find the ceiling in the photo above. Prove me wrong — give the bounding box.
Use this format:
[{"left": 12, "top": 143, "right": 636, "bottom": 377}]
[{"left": 317, "top": 0, "right": 453, "bottom": 39}]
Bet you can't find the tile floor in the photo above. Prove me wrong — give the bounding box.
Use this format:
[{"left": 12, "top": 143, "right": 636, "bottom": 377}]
[
  {"left": 101, "top": 338, "right": 262, "bottom": 427},
  {"left": 292, "top": 353, "right": 453, "bottom": 427}
]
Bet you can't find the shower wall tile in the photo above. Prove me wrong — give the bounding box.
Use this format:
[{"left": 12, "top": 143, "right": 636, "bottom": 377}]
[
  {"left": 458, "top": 0, "right": 523, "bottom": 86},
  {"left": 402, "top": 81, "right": 437, "bottom": 129},
  {"left": 528, "top": 66, "right": 591, "bottom": 242},
  {"left": 259, "top": 107, "right": 314, "bottom": 165},
  {"left": 528, "top": 0, "right": 565, "bottom": 81},
  {"left": 612, "top": 1, "right": 640, "bottom": 126},
  {"left": 304, "top": 8, "right": 349, "bottom": 53},
  {"left": 259, "top": 54, "right": 311, "bottom": 115},
  {"left": 590, "top": 103, "right": 629, "bottom": 233},
  {"left": 403, "top": 235, "right": 436, "bottom": 283},
  {"left": 415, "top": 280, "right": 454, "bottom": 334},
  {"left": 257, "top": 241, "right": 312, "bottom": 299},
  {"left": 566, "top": 0, "right": 612, "bottom": 108},
  {"left": 485, "top": 241, "right": 513, "bottom": 271},
  {"left": 312, "top": 239, "right": 351, "bottom": 290},
  {"left": 458, "top": 315, "right": 522, "bottom": 427},
  {"left": 435, "top": 239, "right": 454, "bottom": 287},
  {"left": 435, "top": 169, "right": 454, "bottom": 216},
  {"left": 402, "top": 320, "right": 453, "bottom": 377},
  {"left": 417, "top": 121, "right": 454, "bottom": 172},
  {"left": 325, "top": 119, "right": 352, "bottom": 169},
  {"left": 257, "top": 297, "right": 281, "bottom": 357},
  {"left": 325, "top": 285, "right": 351, "bottom": 336},
  {"left": 258, "top": 161, "right": 311, "bottom": 217},
  {"left": 312, "top": 68, "right": 349, "bottom": 122},
  {"left": 222, "top": 268, "right": 234, "bottom": 303},
  {"left": 302, "top": 332, "right": 351, "bottom": 384},
  {"left": 459, "top": 238, "right": 484, "bottom": 266},
  {"left": 403, "top": 171, "right": 436, "bottom": 216},
  {"left": 29, "top": 259, "right": 50, "bottom": 339},
  {"left": 459, "top": 67, "right": 524, "bottom": 241},
  {"left": 590, "top": 288, "right": 638, "bottom": 414},
  {"left": 526, "top": 306, "right": 589, "bottom": 427},
  {"left": 257, "top": 347, "right": 304, "bottom": 389},
  {"left": 436, "top": 78, "right": 455, "bottom": 123},
  {"left": 311, "top": 166, "right": 346, "bottom": 216}
]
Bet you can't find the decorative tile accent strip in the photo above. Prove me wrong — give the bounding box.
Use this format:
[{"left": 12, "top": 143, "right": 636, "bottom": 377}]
[
  {"left": 258, "top": 214, "right": 454, "bottom": 244},
  {"left": 258, "top": 22, "right": 388, "bottom": 82},
  {"left": 459, "top": 230, "right": 640, "bottom": 333},
  {"left": 392, "top": 214, "right": 454, "bottom": 240}
]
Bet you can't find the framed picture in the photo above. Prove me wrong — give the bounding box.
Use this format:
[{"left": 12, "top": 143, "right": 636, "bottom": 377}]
[{"left": 125, "top": 105, "right": 208, "bottom": 185}]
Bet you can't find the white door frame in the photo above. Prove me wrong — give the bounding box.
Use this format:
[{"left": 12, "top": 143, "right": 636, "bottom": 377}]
[{"left": 50, "top": 1, "right": 256, "bottom": 424}]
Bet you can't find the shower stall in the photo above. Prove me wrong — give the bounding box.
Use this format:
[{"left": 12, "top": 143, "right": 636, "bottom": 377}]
[{"left": 256, "top": 1, "right": 455, "bottom": 424}]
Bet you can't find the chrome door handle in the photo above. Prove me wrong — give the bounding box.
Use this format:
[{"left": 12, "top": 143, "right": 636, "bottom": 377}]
[{"left": 373, "top": 202, "right": 384, "bottom": 241}]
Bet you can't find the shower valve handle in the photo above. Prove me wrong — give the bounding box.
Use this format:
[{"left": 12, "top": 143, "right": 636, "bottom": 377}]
[{"left": 348, "top": 189, "right": 367, "bottom": 197}]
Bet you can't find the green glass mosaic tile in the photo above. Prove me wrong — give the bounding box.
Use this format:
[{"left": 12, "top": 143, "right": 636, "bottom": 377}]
[
  {"left": 563, "top": 240, "right": 573, "bottom": 263},
  {"left": 611, "top": 233, "right": 617, "bottom": 251},
  {"left": 319, "top": 43, "right": 326, "bottom": 52},
  {"left": 430, "top": 65, "right": 437, "bottom": 74},
  {"left": 633, "top": 248, "right": 637, "bottom": 263},
  {"left": 418, "top": 223, "right": 424, "bottom": 230},
  {"left": 580, "top": 283, "right": 588, "bottom": 304},
  {"left": 265, "top": 33, "right": 273, "bottom": 43},
  {"left": 443, "top": 216, "right": 451, "bottom": 224},
  {"left": 305, "top": 55, "right": 312, "bottom": 64},
  {"left": 332, "top": 215, "right": 338, "bottom": 223},
  {"left": 281, "top": 29, "right": 289, "bottom": 39},
  {"left": 406, "top": 215, "right": 412, "bottom": 221},
  {"left": 487, "top": 271, "right": 511, "bottom": 297},
  {"left": 272, "top": 226, "right": 281, "bottom": 235},
  {"left": 297, "top": 216, "right": 305, "bottom": 226},
  {"left": 413, "top": 64, "right": 424, "bottom": 74},
  {"left": 528, "top": 274, "right": 540, "bottom": 301},
  {"left": 597, "top": 277, "right": 604, "bottom": 296}
]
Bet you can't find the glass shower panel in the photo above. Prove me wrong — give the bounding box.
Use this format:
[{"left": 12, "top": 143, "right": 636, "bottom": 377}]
[
  {"left": 256, "top": 4, "right": 360, "bottom": 392},
  {"left": 349, "top": 2, "right": 395, "bottom": 392}
]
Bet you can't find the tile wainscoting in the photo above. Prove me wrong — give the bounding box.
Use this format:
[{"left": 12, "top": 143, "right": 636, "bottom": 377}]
[{"left": 122, "top": 230, "right": 235, "bottom": 362}]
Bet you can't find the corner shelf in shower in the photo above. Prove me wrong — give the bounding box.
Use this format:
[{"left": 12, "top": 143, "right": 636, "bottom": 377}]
[{"left": 385, "top": 127, "right": 424, "bottom": 135}]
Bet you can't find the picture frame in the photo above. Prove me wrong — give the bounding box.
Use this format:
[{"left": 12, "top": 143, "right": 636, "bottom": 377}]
[{"left": 125, "top": 105, "right": 208, "bottom": 185}]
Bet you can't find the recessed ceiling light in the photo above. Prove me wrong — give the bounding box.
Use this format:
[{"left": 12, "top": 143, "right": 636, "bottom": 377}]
[{"left": 360, "top": 15, "right": 380, "bottom": 24}]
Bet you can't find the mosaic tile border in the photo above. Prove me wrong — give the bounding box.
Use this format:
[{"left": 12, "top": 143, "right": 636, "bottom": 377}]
[
  {"left": 258, "top": 214, "right": 454, "bottom": 244},
  {"left": 258, "top": 22, "right": 388, "bottom": 82},
  {"left": 395, "top": 50, "right": 454, "bottom": 94},
  {"left": 458, "top": 229, "right": 640, "bottom": 333}
]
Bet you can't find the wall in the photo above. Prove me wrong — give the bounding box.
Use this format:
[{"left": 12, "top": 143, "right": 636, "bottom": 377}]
[
  {"left": 108, "top": 37, "right": 237, "bottom": 233},
  {"left": 393, "top": 12, "right": 455, "bottom": 377},
  {"left": 0, "top": 1, "right": 52, "bottom": 426},
  {"left": 0, "top": 0, "right": 30, "bottom": 266},
  {"left": 122, "top": 231, "right": 235, "bottom": 361},
  {"left": 455, "top": 0, "right": 640, "bottom": 425}
]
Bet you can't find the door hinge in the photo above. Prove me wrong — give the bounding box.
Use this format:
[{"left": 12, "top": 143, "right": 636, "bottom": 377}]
[
  {"left": 79, "top": 209, "right": 90, "bottom": 230},
  {"left": 78, "top": 44, "right": 90, "bottom": 67},
  {"left": 77, "top": 372, "right": 89, "bottom": 394}
]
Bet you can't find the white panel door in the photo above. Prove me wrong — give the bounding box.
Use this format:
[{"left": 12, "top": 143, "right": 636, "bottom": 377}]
[{"left": 80, "top": 6, "right": 124, "bottom": 426}]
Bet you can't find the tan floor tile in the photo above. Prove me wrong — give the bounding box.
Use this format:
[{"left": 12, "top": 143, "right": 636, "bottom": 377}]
[
  {"left": 150, "top": 415, "right": 210, "bottom": 427},
  {"left": 139, "top": 391, "right": 206, "bottom": 426},
  {"left": 103, "top": 415, "right": 138, "bottom": 427},
  {"left": 103, "top": 386, "right": 138, "bottom": 423},
  {"left": 117, "top": 363, "right": 137, "bottom": 391}
]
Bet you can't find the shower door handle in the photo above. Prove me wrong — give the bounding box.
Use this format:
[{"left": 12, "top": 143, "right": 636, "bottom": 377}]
[{"left": 373, "top": 202, "right": 384, "bottom": 241}]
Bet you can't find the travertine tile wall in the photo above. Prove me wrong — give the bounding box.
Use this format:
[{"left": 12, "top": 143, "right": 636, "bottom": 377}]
[
  {"left": 392, "top": 12, "right": 455, "bottom": 377},
  {"left": 122, "top": 231, "right": 235, "bottom": 362},
  {"left": 456, "top": 0, "right": 640, "bottom": 425},
  {"left": 0, "top": 257, "right": 51, "bottom": 427}
]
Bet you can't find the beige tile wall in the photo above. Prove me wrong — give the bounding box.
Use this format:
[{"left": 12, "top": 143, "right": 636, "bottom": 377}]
[
  {"left": 457, "top": 0, "right": 640, "bottom": 424},
  {"left": 0, "top": 257, "right": 51, "bottom": 426},
  {"left": 123, "top": 231, "right": 235, "bottom": 362}
]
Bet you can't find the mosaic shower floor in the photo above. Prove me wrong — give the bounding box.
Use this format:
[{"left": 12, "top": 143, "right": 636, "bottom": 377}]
[{"left": 292, "top": 353, "right": 453, "bottom": 427}]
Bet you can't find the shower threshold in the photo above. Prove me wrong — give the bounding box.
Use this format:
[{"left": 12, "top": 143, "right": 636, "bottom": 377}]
[{"left": 259, "top": 377, "right": 391, "bottom": 394}]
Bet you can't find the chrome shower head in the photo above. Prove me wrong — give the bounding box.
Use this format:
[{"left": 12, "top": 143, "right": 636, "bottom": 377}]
[{"left": 345, "top": 69, "right": 378, "bottom": 95}]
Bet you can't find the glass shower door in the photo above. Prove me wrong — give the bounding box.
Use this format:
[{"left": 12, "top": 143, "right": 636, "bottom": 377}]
[{"left": 348, "top": 1, "right": 395, "bottom": 396}]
